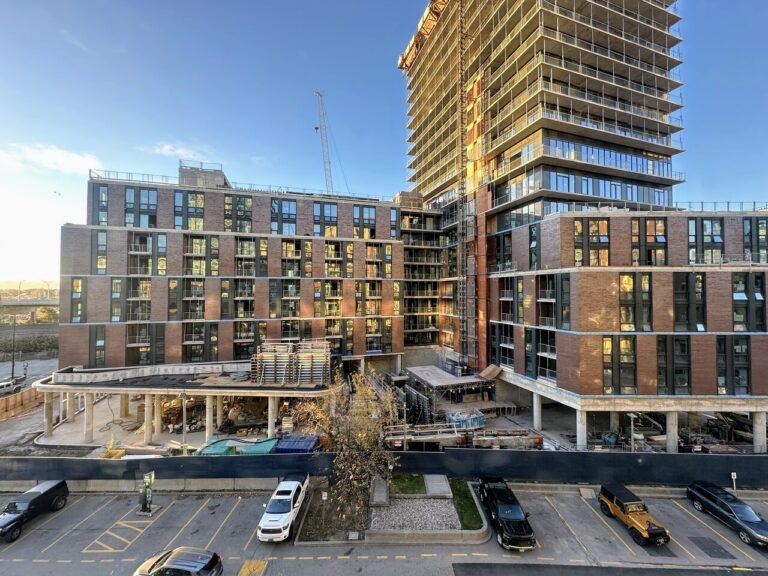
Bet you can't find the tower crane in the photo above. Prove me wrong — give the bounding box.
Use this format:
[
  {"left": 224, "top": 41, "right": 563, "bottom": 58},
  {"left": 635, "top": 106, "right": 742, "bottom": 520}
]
[{"left": 314, "top": 90, "right": 334, "bottom": 194}]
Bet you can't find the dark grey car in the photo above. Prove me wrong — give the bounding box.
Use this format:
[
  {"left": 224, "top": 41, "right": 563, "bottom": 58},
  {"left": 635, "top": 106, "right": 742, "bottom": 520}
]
[
  {"left": 133, "top": 547, "right": 223, "bottom": 576},
  {"left": 0, "top": 480, "right": 68, "bottom": 542},
  {"left": 686, "top": 480, "right": 768, "bottom": 547}
]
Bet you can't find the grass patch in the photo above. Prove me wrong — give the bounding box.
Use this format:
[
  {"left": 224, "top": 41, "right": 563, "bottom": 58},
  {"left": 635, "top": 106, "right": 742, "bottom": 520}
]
[
  {"left": 390, "top": 473, "right": 426, "bottom": 494},
  {"left": 450, "top": 478, "right": 483, "bottom": 530},
  {"left": 296, "top": 491, "right": 349, "bottom": 542}
]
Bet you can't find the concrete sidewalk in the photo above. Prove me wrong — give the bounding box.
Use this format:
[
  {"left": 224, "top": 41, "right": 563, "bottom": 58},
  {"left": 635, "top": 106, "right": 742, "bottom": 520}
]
[{"left": 424, "top": 474, "right": 452, "bottom": 498}]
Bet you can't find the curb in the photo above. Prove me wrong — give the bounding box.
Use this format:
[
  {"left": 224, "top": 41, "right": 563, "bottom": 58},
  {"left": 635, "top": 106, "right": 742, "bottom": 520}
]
[{"left": 294, "top": 491, "right": 357, "bottom": 547}]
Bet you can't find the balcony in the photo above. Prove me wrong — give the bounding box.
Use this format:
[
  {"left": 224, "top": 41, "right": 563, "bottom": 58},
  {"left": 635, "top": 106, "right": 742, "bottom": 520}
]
[
  {"left": 538, "top": 343, "right": 557, "bottom": 356},
  {"left": 128, "top": 244, "right": 151, "bottom": 254},
  {"left": 405, "top": 290, "right": 439, "bottom": 298},
  {"left": 235, "top": 289, "right": 254, "bottom": 299},
  {"left": 127, "top": 290, "right": 152, "bottom": 300},
  {"left": 324, "top": 290, "right": 342, "bottom": 299},
  {"left": 126, "top": 312, "right": 150, "bottom": 322},
  {"left": 500, "top": 312, "right": 514, "bottom": 323},
  {"left": 538, "top": 289, "right": 556, "bottom": 301},
  {"left": 234, "top": 331, "right": 255, "bottom": 341},
  {"left": 500, "top": 290, "right": 514, "bottom": 300},
  {"left": 183, "top": 311, "right": 205, "bottom": 320},
  {"left": 126, "top": 334, "right": 151, "bottom": 346},
  {"left": 183, "top": 290, "right": 205, "bottom": 299},
  {"left": 539, "top": 316, "right": 556, "bottom": 328},
  {"left": 538, "top": 366, "right": 557, "bottom": 381},
  {"left": 128, "top": 267, "right": 152, "bottom": 276},
  {"left": 490, "top": 261, "right": 518, "bottom": 274}
]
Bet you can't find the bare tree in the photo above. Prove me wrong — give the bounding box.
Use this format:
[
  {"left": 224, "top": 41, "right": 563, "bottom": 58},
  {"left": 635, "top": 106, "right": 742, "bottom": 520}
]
[{"left": 293, "top": 369, "right": 398, "bottom": 530}]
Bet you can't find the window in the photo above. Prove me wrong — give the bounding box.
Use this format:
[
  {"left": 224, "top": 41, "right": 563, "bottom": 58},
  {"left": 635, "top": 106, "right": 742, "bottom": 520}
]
[
  {"left": 390, "top": 208, "right": 398, "bottom": 238},
  {"left": 98, "top": 184, "right": 108, "bottom": 207},
  {"left": 354, "top": 205, "right": 376, "bottom": 238},
  {"left": 125, "top": 212, "right": 135, "bottom": 227},
  {"left": 529, "top": 225, "right": 540, "bottom": 270},
  {"left": 125, "top": 187, "right": 135, "bottom": 209},
  {"left": 575, "top": 218, "right": 609, "bottom": 267},
  {"left": 674, "top": 272, "right": 706, "bottom": 331},
  {"left": 689, "top": 217, "right": 724, "bottom": 264},
  {"left": 631, "top": 217, "right": 667, "bottom": 265},
  {"left": 71, "top": 301, "right": 82, "bottom": 323},
  {"left": 96, "top": 255, "right": 107, "bottom": 275},
  {"left": 313, "top": 202, "right": 338, "bottom": 237},
  {"left": 619, "top": 273, "right": 652, "bottom": 331},
  {"left": 717, "top": 335, "right": 750, "bottom": 395},
  {"left": 657, "top": 336, "right": 690, "bottom": 395},
  {"left": 139, "top": 188, "right": 157, "bottom": 210},
  {"left": 271, "top": 199, "right": 297, "bottom": 234},
  {"left": 744, "top": 217, "right": 768, "bottom": 263},
  {"left": 733, "top": 272, "right": 765, "bottom": 332},
  {"left": 603, "top": 335, "right": 636, "bottom": 394}
]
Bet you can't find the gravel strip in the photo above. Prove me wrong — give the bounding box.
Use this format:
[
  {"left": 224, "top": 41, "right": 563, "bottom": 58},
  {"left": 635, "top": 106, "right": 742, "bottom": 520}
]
[{"left": 369, "top": 498, "right": 461, "bottom": 531}]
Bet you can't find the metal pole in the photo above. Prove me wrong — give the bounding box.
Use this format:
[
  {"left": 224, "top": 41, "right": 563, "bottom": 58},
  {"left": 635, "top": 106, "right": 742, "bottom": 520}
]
[
  {"left": 10, "top": 314, "right": 16, "bottom": 380},
  {"left": 630, "top": 415, "right": 635, "bottom": 453},
  {"left": 180, "top": 392, "right": 188, "bottom": 455},
  {"left": 403, "top": 400, "right": 408, "bottom": 452}
]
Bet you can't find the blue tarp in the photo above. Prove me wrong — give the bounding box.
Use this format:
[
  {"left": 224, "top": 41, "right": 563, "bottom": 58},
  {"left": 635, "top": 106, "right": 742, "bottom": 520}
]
[{"left": 274, "top": 435, "right": 319, "bottom": 454}]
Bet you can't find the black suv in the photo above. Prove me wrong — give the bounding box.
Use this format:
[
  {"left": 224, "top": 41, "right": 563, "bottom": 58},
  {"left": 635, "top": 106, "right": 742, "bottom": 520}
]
[
  {"left": 686, "top": 480, "right": 768, "bottom": 547},
  {"left": 0, "top": 480, "right": 69, "bottom": 542},
  {"left": 133, "top": 547, "right": 223, "bottom": 576},
  {"left": 478, "top": 477, "right": 536, "bottom": 551}
]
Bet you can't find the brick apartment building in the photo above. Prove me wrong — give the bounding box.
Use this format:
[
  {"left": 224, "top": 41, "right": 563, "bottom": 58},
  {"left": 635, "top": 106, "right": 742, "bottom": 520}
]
[{"left": 56, "top": 0, "right": 768, "bottom": 452}]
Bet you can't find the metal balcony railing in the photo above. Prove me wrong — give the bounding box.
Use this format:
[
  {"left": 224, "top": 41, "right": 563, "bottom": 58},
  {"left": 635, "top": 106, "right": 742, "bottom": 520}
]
[
  {"left": 126, "top": 312, "right": 150, "bottom": 322},
  {"left": 127, "top": 290, "right": 152, "bottom": 299},
  {"left": 539, "top": 316, "right": 556, "bottom": 328},
  {"left": 183, "top": 311, "right": 205, "bottom": 320},
  {"left": 539, "top": 289, "right": 556, "bottom": 300},
  {"left": 500, "top": 290, "right": 515, "bottom": 300},
  {"left": 128, "top": 244, "right": 151, "bottom": 253},
  {"left": 183, "top": 290, "right": 205, "bottom": 299},
  {"left": 126, "top": 335, "right": 151, "bottom": 345},
  {"left": 500, "top": 313, "right": 515, "bottom": 323},
  {"left": 538, "top": 343, "right": 557, "bottom": 355}
]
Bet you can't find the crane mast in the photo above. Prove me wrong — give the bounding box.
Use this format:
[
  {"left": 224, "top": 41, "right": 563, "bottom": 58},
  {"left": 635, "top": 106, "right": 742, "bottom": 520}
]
[{"left": 314, "top": 90, "right": 334, "bottom": 194}]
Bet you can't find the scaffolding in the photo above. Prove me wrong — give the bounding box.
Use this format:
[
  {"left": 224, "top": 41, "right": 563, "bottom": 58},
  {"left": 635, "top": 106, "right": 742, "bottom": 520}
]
[{"left": 250, "top": 339, "right": 331, "bottom": 389}]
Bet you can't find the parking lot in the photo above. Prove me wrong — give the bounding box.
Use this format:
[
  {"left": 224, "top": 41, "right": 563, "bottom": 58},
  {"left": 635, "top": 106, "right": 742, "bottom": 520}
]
[{"left": 0, "top": 488, "right": 765, "bottom": 576}]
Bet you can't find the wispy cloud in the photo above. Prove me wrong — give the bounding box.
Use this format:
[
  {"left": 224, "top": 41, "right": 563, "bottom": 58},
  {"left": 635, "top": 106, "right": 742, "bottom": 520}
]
[
  {"left": 59, "top": 28, "right": 87, "bottom": 52},
  {"left": 0, "top": 143, "right": 101, "bottom": 175},
  {"left": 139, "top": 141, "right": 214, "bottom": 162}
]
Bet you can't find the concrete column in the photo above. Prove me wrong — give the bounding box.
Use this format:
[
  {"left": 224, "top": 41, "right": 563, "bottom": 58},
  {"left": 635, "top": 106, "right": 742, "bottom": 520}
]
[
  {"left": 67, "top": 392, "right": 76, "bottom": 423},
  {"left": 532, "top": 392, "right": 542, "bottom": 432},
  {"left": 360, "top": 357, "right": 366, "bottom": 374},
  {"left": 267, "top": 396, "right": 278, "bottom": 439},
  {"left": 84, "top": 393, "right": 94, "bottom": 443},
  {"left": 153, "top": 395, "right": 162, "bottom": 440},
  {"left": 43, "top": 392, "right": 54, "bottom": 437},
  {"left": 395, "top": 354, "right": 402, "bottom": 374},
  {"left": 120, "top": 394, "right": 130, "bottom": 418},
  {"left": 666, "top": 411, "right": 679, "bottom": 454},
  {"left": 216, "top": 396, "right": 224, "bottom": 428},
  {"left": 58, "top": 393, "right": 66, "bottom": 423},
  {"left": 610, "top": 411, "right": 620, "bottom": 432},
  {"left": 753, "top": 412, "right": 767, "bottom": 454},
  {"left": 205, "top": 396, "right": 214, "bottom": 442},
  {"left": 143, "top": 394, "right": 153, "bottom": 445},
  {"left": 575, "top": 409, "right": 587, "bottom": 450}
]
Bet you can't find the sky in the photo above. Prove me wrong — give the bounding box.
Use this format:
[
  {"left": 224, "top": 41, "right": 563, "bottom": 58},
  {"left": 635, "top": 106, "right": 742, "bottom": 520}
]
[{"left": 0, "top": 0, "right": 766, "bottom": 282}]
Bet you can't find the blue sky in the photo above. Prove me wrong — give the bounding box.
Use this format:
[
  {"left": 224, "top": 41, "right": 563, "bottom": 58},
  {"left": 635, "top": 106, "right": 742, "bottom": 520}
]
[{"left": 0, "top": 0, "right": 765, "bottom": 281}]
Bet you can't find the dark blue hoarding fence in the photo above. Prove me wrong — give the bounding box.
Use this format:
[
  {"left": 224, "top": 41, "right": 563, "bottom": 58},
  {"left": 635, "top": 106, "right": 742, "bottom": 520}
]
[{"left": 1, "top": 449, "right": 767, "bottom": 488}]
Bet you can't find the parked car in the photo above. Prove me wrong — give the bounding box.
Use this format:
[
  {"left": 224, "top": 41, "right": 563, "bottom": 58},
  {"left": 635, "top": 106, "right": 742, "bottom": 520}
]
[
  {"left": 0, "top": 379, "right": 22, "bottom": 397},
  {"left": 478, "top": 477, "right": 536, "bottom": 551},
  {"left": 686, "top": 480, "right": 768, "bottom": 546},
  {"left": 0, "top": 480, "right": 69, "bottom": 542},
  {"left": 257, "top": 473, "right": 310, "bottom": 542},
  {"left": 598, "top": 484, "right": 670, "bottom": 546},
  {"left": 133, "top": 547, "right": 223, "bottom": 576}
]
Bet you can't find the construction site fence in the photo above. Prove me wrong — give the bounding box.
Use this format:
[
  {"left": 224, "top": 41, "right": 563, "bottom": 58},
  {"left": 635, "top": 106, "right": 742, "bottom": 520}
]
[
  {"left": 0, "top": 387, "right": 44, "bottom": 421},
  {"left": 2, "top": 448, "right": 768, "bottom": 488}
]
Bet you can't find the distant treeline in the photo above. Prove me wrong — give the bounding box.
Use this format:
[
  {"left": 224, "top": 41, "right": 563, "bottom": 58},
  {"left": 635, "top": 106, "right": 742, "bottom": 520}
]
[{"left": 0, "top": 335, "right": 58, "bottom": 354}]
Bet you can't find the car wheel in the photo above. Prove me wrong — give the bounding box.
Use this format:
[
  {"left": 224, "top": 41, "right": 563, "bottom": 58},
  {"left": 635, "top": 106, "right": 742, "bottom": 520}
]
[
  {"left": 599, "top": 501, "right": 612, "bottom": 517},
  {"left": 692, "top": 499, "right": 705, "bottom": 513},
  {"left": 738, "top": 529, "right": 752, "bottom": 546},
  {"left": 52, "top": 495, "right": 67, "bottom": 511},
  {"left": 4, "top": 525, "right": 21, "bottom": 542},
  {"left": 496, "top": 531, "right": 503, "bottom": 548},
  {"left": 630, "top": 528, "right": 646, "bottom": 546}
]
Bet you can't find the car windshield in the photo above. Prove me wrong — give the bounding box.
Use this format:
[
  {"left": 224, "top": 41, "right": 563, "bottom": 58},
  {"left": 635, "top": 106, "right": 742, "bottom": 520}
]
[
  {"left": 732, "top": 504, "right": 761, "bottom": 523},
  {"left": 625, "top": 503, "right": 647, "bottom": 513},
  {"left": 265, "top": 498, "right": 291, "bottom": 514},
  {"left": 150, "top": 550, "right": 174, "bottom": 571},
  {"left": 4, "top": 501, "right": 27, "bottom": 513},
  {"left": 497, "top": 504, "right": 526, "bottom": 521}
]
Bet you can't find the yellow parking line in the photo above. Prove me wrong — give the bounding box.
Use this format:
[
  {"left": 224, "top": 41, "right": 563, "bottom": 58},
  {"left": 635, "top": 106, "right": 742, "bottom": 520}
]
[
  {"left": 299, "top": 556, "right": 314, "bottom": 560},
  {"left": 543, "top": 496, "right": 592, "bottom": 556},
  {"left": 206, "top": 498, "right": 242, "bottom": 549},
  {"left": 471, "top": 552, "right": 488, "bottom": 557},
  {"left": 284, "top": 556, "right": 297, "bottom": 560},
  {"left": 579, "top": 496, "right": 637, "bottom": 557},
  {"left": 570, "top": 559, "right": 586, "bottom": 563},
  {"left": 238, "top": 559, "right": 268, "bottom": 576},
  {"left": 165, "top": 497, "right": 210, "bottom": 549},
  {"left": 395, "top": 555, "right": 407, "bottom": 559},
  {"left": 105, "top": 530, "right": 133, "bottom": 545},
  {"left": 452, "top": 553, "right": 468, "bottom": 557},
  {"left": 41, "top": 495, "right": 117, "bottom": 553},
  {"left": 100, "top": 559, "right": 114, "bottom": 563},
  {"left": 116, "top": 521, "right": 145, "bottom": 533},
  {"left": 337, "top": 555, "right": 350, "bottom": 560},
  {"left": 357, "top": 555, "right": 369, "bottom": 560},
  {"left": 81, "top": 559, "right": 95, "bottom": 563},
  {"left": 89, "top": 539, "right": 116, "bottom": 552},
  {"left": 56, "top": 560, "right": 72, "bottom": 564},
  {"left": 317, "top": 556, "right": 331, "bottom": 560},
  {"left": 376, "top": 555, "right": 388, "bottom": 560},
  {"left": 537, "top": 556, "right": 554, "bottom": 561},
  {"left": 420, "top": 553, "right": 436, "bottom": 557},
  {"left": 32, "top": 559, "right": 49, "bottom": 563},
  {"left": 4, "top": 495, "right": 86, "bottom": 551},
  {"left": 733, "top": 569, "right": 753, "bottom": 572},
  {"left": 672, "top": 500, "right": 756, "bottom": 562}
]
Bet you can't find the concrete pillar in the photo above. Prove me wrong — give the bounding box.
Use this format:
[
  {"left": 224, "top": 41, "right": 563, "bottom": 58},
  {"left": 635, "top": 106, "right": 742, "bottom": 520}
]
[
  {"left": 153, "top": 395, "right": 162, "bottom": 440},
  {"left": 753, "top": 412, "right": 767, "bottom": 454},
  {"left": 666, "top": 411, "right": 679, "bottom": 454},
  {"left": 205, "top": 396, "right": 214, "bottom": 442},
  {"left": 84, "top": 393, "right": 94, "bottom": 443},
  {"left": 360, "top": 357, "right": 366, "bottom": 374},
  {"left": 532, "top": 392, "right": 542, "bottom": 432},
  {"left": 216, "top": 396, "right": 224, "bottom": 428},
  {"left": 58, "top": 393, "right": 66, "bottom": 423},
  {"left": 610, "top": 411, "right": 620, "bottom": 432},
  {"left": 120, "top": 394, "right": 130, "bottom": 418},
  {"left": 395, "top": 354, "right": 402, "bottom": 374},
  {"left": 67, "top": 392, "right": 76, "bottom": 423},
  {"left": 43, "top": 392, "right": 53, "bottom": 437},
  {"left": 576, "top": 409, "right": 587, "bottom": 450},
  {"left": 143, "top": 394, "right": 153, "bottom": 445},
  {"left": 267, "top": 396, "right": 277, "bottom": 439}
]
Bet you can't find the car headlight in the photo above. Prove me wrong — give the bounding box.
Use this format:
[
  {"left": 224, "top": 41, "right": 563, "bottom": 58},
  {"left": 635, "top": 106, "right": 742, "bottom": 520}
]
[{"left": 282, "top": 524, "right": 291, "bottom": 531}]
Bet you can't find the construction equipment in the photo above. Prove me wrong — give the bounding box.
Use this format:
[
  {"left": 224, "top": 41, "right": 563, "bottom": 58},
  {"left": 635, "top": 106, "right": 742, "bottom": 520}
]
[{"left": 314, "top": 90, "right": 334, "bottom": 194}]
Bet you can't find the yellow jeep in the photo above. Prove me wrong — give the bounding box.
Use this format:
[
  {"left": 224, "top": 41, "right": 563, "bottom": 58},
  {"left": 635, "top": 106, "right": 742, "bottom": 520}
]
[{"left": 598, "top": 484, "right": 671, "bottom": 546}]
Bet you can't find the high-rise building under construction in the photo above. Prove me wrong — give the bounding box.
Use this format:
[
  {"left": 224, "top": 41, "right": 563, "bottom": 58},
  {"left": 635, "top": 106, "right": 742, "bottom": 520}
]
[{"left": 400, "top": 0, "right": 768, "bottom": 451}]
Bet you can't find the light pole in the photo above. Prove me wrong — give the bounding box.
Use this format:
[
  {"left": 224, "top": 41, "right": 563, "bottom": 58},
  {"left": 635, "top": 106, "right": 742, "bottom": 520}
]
[
  {"left": 10, "top": 314, "right": 17, "bottom": 381},
  {"left": 179, "top": 391, "right": 188, "bottom": 455},
  {"left": 628, "top": 413, "right": 637, "bottom": 453}
]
